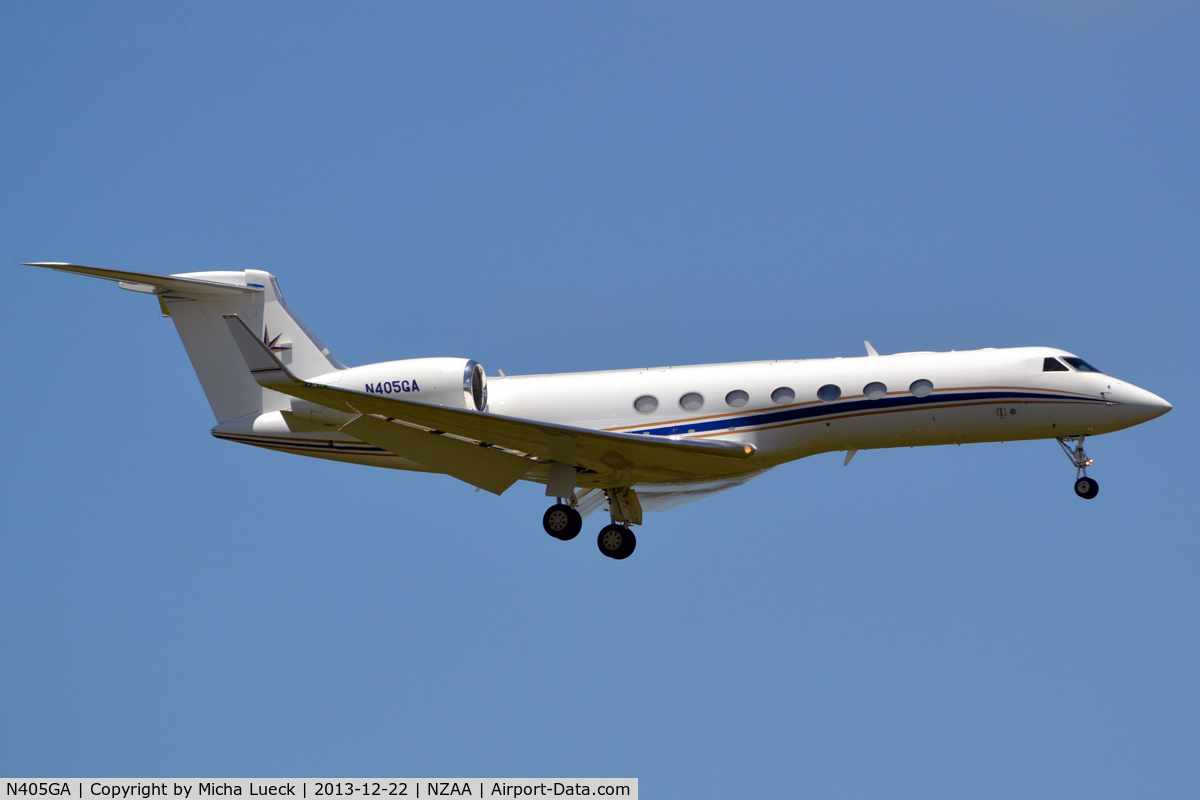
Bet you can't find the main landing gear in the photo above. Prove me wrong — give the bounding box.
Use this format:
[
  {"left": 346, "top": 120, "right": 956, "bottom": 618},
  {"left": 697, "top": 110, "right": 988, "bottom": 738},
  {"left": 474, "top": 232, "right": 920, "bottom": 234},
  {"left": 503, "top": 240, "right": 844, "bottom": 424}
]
[
  {"left": 542, "top": 487, "right": 643, "bottom": 559},
  {"left": 1058, "top": 435, "right": 1099, "bottom": 500}
]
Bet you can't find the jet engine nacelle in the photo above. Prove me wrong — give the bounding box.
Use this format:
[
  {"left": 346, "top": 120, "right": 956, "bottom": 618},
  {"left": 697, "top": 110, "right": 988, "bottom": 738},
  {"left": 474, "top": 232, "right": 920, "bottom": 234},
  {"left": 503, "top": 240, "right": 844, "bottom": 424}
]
[{"left": 310, "top": 357, "right": 487, "bottom": 414}]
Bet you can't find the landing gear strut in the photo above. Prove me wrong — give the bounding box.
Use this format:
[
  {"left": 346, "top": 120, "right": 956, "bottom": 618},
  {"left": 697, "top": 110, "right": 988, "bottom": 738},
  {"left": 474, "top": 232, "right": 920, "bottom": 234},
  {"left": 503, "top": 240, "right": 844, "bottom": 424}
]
[
  {"left": 595, "top": 487, "right": 640, "bottom": 559},
  {"left": 1058, "top": 436, "right": 1099, "bottom": 500},
  {"left": 542, "top": 502, "right": 582, "bottom": 540}
]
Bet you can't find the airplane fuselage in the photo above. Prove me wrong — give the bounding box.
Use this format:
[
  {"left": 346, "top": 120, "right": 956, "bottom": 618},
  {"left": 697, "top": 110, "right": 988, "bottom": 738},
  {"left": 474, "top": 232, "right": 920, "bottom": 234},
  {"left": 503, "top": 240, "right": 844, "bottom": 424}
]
[{"left": 215, "top": 345, "right": 1169, "bottom": 481}]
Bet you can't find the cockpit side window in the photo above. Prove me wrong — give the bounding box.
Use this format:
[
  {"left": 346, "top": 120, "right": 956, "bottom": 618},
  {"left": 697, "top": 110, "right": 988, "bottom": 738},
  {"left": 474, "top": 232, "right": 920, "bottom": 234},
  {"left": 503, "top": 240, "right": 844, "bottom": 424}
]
[
  {"left": 1063, "top": 357, "right": 1103, "bottom": 374},
  {"left": 1043, "top": 357, "right": 1069, "bottom": 372}
]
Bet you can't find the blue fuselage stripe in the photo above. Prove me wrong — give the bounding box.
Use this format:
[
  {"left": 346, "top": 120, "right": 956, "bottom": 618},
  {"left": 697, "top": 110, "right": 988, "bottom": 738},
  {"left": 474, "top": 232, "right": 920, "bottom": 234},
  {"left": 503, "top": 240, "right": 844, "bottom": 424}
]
[{"left": 626, "top": 390, "right": 1104, "bottom": 437}]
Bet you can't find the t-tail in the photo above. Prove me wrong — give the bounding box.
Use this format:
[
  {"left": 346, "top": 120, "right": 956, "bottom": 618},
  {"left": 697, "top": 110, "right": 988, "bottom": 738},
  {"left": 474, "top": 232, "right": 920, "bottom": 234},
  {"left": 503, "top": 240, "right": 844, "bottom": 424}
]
[{"left": 20, "top": 262, "right": 343, "bottom": 423}]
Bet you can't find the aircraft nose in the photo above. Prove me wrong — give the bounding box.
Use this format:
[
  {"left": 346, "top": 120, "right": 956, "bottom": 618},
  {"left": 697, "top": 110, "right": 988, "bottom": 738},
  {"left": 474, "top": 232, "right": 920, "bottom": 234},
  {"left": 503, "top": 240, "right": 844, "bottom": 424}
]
[{"left": 1121, "top": 384, "right": 1172, "bottom": 422}]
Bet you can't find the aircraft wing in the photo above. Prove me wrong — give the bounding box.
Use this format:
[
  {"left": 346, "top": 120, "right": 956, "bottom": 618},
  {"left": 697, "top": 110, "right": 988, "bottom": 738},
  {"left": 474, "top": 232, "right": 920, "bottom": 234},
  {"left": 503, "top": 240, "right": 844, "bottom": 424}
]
[
  {"left": 21, "top": 262, "right": 261, "bottom": 297},
  {"left": 223, "top": 315, "right": 757, "bottom": 487}
]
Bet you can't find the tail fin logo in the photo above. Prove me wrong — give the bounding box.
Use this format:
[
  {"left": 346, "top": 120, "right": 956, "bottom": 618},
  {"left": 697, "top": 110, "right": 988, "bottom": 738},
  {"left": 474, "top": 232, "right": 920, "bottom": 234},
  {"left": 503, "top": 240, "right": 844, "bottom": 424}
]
[{"left": 263, "top": 328, "right": 289, "bottom": 352}]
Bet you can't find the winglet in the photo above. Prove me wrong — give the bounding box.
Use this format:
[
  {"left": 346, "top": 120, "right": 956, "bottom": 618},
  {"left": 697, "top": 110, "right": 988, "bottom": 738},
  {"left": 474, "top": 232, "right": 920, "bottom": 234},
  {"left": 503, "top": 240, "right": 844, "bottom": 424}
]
[
  {"left": 222, "top": 314, "right": 299, "bottom": 389},
  {"left": 864, "top": 341, "right": 879, "bottom": 357}
]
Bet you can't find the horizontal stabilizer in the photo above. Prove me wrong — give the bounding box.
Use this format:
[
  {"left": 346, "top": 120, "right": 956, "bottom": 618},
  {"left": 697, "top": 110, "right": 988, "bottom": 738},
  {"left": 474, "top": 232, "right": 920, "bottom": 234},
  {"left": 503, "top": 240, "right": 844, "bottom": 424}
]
[
  {"left": 222, "top": 315, "right": 757, "bottom": 485},
  {"left": 21, "top": 262, "right": 261, "bottom": 298}
]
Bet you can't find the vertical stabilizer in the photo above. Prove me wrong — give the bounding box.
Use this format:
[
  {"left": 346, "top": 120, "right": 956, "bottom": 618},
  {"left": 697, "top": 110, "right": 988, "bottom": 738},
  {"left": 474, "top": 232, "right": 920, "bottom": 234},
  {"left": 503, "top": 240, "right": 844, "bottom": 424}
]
[
  {"left": 164, "top": 270, "right": 343, "bottom": 422},
  {"left": 249, "top": 270, "right": 344, "bottom": 380}
]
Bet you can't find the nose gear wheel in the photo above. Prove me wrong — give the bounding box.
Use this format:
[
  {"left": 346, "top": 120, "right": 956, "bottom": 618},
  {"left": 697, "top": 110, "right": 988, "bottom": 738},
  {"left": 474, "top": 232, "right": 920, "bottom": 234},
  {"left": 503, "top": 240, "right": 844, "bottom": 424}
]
[{"left": 1058, "top": 436, "right": 1099, "bottom": 500}]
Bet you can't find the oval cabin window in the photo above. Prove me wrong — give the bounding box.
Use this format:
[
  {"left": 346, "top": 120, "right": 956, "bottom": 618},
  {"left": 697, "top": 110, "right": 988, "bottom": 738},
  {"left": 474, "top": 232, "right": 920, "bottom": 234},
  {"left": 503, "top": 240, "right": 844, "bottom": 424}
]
[
  {"left": 771, "top": 387, "right": 795, "bottom": 404},
  {"left": 817, "top": 384, "right": 841, "bottom": 402},
  {"left": 634, "top": 395, "right": 658, "bottom": 414},
  {"left": 679, "top": 392, "right": 705, "bottom": 411},
  {"left": 725, "top": 390, "right": 749, "bottom": 408},
  {"left": 909, "top": 379, "right": 934, "bottom": 397},
  {"left": 863, "top": 381, "right": 887, "bottom": 400}
]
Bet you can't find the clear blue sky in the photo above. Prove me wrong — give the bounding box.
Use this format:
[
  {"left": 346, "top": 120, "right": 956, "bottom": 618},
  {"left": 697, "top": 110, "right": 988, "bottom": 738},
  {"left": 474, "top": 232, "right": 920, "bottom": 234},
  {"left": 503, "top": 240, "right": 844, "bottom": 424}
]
[{"left": 2, "top": 3, "right": 1197, "bottom": 795}]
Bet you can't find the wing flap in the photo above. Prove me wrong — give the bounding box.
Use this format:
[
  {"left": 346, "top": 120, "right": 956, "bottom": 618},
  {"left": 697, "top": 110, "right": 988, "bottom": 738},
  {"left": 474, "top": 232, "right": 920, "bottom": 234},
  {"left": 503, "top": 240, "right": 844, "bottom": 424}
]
[{"left": 341, "top": 414, "right": 532, "bottom": 495}]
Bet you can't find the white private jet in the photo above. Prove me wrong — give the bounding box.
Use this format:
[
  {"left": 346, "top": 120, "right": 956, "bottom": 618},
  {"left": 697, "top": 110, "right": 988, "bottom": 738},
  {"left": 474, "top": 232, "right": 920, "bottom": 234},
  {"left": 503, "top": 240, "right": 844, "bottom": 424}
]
[{"left": 24, "top": 262, "right": 1171, "bottom": 560}]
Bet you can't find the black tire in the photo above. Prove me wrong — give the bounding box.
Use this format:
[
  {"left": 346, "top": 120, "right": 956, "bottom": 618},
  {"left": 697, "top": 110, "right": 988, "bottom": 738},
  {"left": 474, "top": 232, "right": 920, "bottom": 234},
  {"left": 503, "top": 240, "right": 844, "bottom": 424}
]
[
  {"left": 542, "top": 505, "right": 582, "bottom": 540},
  {"left": 597, "top": 524, "right": 636, "bottom": 560},
  {"left": 1074, "top": 477, "right": 1099, "bottom": 500}
]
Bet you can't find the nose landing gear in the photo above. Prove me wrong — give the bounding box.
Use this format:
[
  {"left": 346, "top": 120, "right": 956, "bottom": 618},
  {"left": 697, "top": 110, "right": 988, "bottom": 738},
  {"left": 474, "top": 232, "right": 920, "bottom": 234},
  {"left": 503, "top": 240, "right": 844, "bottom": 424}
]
[{"left": 1058, "top": 436, "right": 1099, "bottom": 499}]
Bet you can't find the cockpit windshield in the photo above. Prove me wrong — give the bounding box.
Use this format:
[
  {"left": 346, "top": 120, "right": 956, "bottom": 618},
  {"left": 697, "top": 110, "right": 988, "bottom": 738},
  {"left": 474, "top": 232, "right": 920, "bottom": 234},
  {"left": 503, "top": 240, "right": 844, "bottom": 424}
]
[{"left": 1062, "top": 357, "right": 1103, "bottom": 374}]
